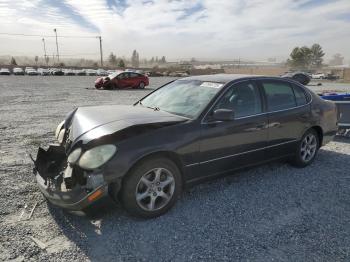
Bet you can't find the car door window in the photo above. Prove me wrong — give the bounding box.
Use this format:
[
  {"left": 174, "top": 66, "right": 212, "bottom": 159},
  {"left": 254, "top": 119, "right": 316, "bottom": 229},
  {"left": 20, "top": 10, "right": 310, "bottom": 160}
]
[
  {"left": 292, "top": 84, "right": 308, "bottom": 106},
  {"left": 118, "top": 73, "right": 127, "bottom": 79},
  {"left": 262, "top": 81, "right": 296, "bottom": 111},
  {"left": 214, "top": 81, "right": 262, "bottom": 118}
]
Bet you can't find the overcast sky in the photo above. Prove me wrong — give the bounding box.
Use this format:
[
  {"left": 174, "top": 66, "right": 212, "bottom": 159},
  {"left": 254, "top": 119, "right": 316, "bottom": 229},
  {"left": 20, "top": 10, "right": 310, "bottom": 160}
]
[{"left": 0, "top": 0, "right": 349, "bottom": 62}]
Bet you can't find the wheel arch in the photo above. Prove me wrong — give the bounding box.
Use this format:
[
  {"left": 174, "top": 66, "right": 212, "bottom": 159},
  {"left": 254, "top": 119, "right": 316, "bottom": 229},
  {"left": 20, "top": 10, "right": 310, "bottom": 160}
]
[
  {"left": 123, "top": 150, "right": 186, "bottom": 187},
  {"left": 139, "top": 81, "right": 146, "bottom": 88},
  {"left": 310, "top": 125, "right": 323, "bottom": 146}
]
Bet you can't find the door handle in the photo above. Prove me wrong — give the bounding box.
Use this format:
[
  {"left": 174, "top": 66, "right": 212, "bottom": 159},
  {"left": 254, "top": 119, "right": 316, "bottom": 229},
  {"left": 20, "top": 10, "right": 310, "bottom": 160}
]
[
  {"left": 255, "top": 122, "right": 267, "bottom": 129},
  {"left": 268, "top": 122, "right": 281, "bottom": 128}
]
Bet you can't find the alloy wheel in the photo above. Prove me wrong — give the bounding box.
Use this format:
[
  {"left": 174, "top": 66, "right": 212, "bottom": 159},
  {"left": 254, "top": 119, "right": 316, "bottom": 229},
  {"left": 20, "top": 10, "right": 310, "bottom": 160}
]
[
  {"left": 135, "top": 168, "right": 175, "bottom": 211},
  {"left": 300, "top": 133, "right": 317, "bottom": 162}
]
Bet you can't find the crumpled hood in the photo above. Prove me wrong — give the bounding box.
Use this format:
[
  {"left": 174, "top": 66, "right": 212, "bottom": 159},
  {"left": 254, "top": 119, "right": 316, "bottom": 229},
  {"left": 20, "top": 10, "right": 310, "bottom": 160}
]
[{"left": 67, "top": 105, "right": 187, "bottom": 143}]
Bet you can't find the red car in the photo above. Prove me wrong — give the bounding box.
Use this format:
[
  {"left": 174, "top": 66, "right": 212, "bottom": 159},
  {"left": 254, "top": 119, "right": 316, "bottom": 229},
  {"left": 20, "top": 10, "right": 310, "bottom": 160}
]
[{"left": 95, "top": 71, "right": 149, "bottom": 89}]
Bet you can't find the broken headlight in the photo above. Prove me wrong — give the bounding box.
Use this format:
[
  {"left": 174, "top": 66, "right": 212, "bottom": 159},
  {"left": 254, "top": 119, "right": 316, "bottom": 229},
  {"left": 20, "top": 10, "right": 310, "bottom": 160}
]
[
  {"left": 57, "top": 129, "right": 66, "bottom": 144},
  {"left": 78, "top": 145, "right": 117, "bottom": 170},
  {"left": 67, "top": 148, "right": 82, "bottom": 164},
  {"left": 55, "top": 120, "right": 65, "bottom": 139}
]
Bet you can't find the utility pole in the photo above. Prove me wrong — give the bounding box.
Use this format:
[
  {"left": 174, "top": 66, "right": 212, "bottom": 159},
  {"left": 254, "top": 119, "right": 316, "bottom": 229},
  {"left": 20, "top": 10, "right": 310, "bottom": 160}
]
[
  {"left": 98, "top": 36, "right": 103, "bottom": 67},
  {"left": 42, "top": 38, "right": 47, "bottom": 66},
  {"left": 53, "top": 28, "right": 59, "bottom": 62}
]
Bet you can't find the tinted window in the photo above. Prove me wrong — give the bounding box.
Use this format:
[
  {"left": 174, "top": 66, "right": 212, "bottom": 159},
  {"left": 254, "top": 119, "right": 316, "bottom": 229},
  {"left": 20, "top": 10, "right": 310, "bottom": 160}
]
[
  {"left": 293, "top": 84, "right": 308, "bottom": 106},
  {"left": 214, "top": 81, "right": 262, "bottom": 118},
  {"left": 118, "top": 73, "right": 128, "bottom": 79},
  {"left": 130, "top": 73, "right": 138, "bottom": 78},
  {"left": 262, "top": 81, "right": 296, "bottom": 111}
]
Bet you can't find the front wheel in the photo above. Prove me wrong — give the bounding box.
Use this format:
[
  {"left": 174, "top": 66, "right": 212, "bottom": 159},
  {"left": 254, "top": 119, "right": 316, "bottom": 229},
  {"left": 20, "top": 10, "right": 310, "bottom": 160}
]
[
  {"left": 290, "top": 129, "right": 319, "bottom": 167},
  {"left": 120, "top": 157, "right": 182, "bottom": 218}
]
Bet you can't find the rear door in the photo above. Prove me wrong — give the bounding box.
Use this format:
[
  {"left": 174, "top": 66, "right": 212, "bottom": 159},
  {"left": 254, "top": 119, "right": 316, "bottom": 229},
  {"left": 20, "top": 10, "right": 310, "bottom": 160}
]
[
  {"left": 129, "top": 73, "right": 140, "bottom": 88},
  {"left": 258, "top": 79, "right": 312, "bottom": 158},
  {"left": 198, "top": 80, "right": 269, "bottom": 178}
]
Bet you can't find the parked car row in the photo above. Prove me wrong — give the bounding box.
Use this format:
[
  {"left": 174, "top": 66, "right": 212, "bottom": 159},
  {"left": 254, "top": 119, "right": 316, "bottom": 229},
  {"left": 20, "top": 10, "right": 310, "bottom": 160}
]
[
  {"left": 145, "top": 71, "right": 189, "bottom": 77},
  {"left": 0, "top": 67, "right": 112, "bottom": 76},
  {"left": 281, "top": 71, "right": 341, "bottom": 85},
  {"left": 311, "top": 72, "right": 339, "bottom": 80},
  {"left": 281, "top": 71, "right": 311, "bottom": 85}
]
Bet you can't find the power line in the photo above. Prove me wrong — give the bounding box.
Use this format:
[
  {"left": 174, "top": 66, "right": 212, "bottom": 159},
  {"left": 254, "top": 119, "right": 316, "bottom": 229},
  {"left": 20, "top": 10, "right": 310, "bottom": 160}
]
[
  {"left": 0, "top": 32, "right": 104, "bottom": 65},
  {"left": 0, "top": 32, "right": 98, "bottom": 39}
]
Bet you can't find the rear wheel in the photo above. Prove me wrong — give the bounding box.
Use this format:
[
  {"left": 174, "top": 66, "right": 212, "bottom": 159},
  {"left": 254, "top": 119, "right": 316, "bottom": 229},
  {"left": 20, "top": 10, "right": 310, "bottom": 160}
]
[
  {"left": 120, "top": 157, "right": 182, "bottom": 218},
  {"left": 290, "top": 129, "right": 319, "bottom": 167},
  {"left": 138, "top": 82, "right": 145, "bottom": 89}
]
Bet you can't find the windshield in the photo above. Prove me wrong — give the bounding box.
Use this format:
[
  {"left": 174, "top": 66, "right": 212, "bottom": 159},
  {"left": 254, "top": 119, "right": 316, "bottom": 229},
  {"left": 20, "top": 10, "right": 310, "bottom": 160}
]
[
  {"left": 108, "top": 72, "right": 121, "bottom": 79},
  {"left": 140, "top": 80, "right": 224, "bottom": 118}
]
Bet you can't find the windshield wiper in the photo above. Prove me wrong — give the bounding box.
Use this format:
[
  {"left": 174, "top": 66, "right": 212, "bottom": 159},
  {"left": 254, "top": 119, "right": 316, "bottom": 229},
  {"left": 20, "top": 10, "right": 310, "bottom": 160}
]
[
  {"left": 137, "top": 101, "right": 160, "bottom": 111},
  {"left": 147, "top": 106, "right": 160, "bottom": 111}
]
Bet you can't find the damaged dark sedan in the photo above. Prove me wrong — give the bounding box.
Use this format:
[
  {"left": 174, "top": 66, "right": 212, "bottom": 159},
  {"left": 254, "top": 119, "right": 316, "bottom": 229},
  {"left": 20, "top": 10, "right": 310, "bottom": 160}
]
[{"left": 33, "top": 74, "right": 338, "bottom": 218}]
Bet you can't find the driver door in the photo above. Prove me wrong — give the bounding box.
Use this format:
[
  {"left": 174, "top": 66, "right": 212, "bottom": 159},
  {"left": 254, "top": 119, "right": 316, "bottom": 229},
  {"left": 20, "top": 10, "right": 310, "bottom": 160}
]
[
  {"left": 198, "top": 80, "right": 269, "bottom": 177},
  {"left": 117, "top": 73, "right": 129, "bottom": 88}
]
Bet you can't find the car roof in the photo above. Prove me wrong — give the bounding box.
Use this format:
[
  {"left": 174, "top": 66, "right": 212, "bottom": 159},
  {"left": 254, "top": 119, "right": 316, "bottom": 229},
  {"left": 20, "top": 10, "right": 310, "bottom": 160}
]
[{"left": 181, "top": 74, "right": 262, "bottom": 84}]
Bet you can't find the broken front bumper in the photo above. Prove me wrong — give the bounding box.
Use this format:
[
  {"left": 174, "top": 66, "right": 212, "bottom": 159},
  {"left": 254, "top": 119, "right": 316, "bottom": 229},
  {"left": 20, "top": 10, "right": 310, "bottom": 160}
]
[{"left": 33, "top": 145, "right": 109, "bottom": 211}]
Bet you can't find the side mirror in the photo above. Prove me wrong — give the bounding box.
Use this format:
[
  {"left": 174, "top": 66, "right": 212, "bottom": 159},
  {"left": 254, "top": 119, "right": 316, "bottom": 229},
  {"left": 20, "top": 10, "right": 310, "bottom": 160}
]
[{"left": 212, "top": 109, "right": 235, "bottom": 121}]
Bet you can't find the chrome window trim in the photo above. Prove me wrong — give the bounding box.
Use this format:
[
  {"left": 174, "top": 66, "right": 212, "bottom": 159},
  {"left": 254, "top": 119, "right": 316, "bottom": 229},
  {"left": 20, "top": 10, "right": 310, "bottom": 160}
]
[
  {"left": 201, "top": 79, "right": 260, "bottom": 124},
  {"left": 338, "top": 123, "right": 350, "bottom": 127},
  {"left": 201, "top": 77, "right": 313, "bottom": 124},
  {"left": 185, "top": 139, "right": 298, "bottom": 167}
]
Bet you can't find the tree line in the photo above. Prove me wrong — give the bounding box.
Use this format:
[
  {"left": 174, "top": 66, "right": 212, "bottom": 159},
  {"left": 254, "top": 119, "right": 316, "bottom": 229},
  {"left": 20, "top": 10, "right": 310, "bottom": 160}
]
[
  {"left": 108, "top": 50, "right": 167, "bottom": 68},
  {"left": 288, "top": 43, "right": 325, "bottom": 69},
  {"left": 287, "top": 43, "right": 346, "bottom": 70},
  {"left": 3, "top": 46, "right": 346, "bottom": 69}
]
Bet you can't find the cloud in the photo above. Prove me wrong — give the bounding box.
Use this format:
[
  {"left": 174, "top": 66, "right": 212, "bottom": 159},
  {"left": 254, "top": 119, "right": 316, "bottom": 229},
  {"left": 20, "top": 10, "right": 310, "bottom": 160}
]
[{"left": 0, "top": 0, "right": 349, "bottom": 61}]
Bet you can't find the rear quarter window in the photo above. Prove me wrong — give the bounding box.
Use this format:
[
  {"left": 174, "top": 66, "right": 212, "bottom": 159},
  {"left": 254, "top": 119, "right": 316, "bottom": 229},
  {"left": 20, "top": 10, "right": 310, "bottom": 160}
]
[
  {"left": 262, "top": 80, "right": 297, "bottom": 111},
  {"left": 130, "top": 73, "right": 139, "bottom": 78},
  {"left": 292, "top": 84, "right": 309, "bottom": 106}
]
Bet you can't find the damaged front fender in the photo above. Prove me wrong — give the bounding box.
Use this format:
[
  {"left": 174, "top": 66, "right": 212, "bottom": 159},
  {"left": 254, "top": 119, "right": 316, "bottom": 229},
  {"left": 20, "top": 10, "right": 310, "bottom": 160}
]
[
  {"left": 32, "top": 144, "right": 110, "bottom": 210},
  {"left": 33, "top": 144, "right": 66, "bottom": 184}
]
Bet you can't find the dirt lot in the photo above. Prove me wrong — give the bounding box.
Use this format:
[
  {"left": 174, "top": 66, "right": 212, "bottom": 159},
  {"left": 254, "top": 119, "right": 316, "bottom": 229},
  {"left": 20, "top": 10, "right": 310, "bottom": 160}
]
[{"left": 1, "top": 76, "right": 350, "bottom": 261}]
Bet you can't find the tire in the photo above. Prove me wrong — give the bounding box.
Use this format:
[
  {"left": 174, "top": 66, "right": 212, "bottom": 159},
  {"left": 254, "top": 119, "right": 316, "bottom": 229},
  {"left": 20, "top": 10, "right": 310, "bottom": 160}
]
[
  {"left": 119, "top": 157, "right": 182, "bottom": 218},
  {"left": 290, "top": 129, "right": 319, "bottom": 168},
  {"left": 138, "top": 82, "right": 145, "bottom": 89},
  {"left": 103, "top": 82, "right": 115, "bottom": 90}
]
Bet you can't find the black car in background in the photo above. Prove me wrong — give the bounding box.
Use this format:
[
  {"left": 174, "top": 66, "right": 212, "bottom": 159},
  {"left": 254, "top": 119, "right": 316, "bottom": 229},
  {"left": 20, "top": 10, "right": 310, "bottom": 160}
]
[
  {"left": 33, "top": 74, "right": 338, "bottom": 218},
  {"left": 281, "top": 71, "right": 311, "bottom": 85}
]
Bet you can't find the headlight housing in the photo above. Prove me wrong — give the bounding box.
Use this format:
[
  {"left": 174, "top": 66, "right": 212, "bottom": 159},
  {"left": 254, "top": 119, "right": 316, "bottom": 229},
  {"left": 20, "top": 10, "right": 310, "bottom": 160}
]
[
  {"left": 55, "top": 120, "right": 65, "bottom": 139},
  {"left": 57, "top": 129, "right": 66, "bottom": 144},
  {"left": 67, "top": 148, "right": 82, "bottom": 164},
  {"left": 78, "top": 144, "right": 117, "bottom": 170}
]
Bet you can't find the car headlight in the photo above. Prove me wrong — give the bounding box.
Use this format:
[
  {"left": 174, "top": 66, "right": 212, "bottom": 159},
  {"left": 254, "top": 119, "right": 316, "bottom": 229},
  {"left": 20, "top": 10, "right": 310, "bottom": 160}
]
[
  {"left": 67, "top": 148, "right": 82, "bottom": 164},
  {"left": 55, "top": 120, "right": 65, "bottom": 139},
  {"left": 78, "top": 145, "right": 117, "bottom": 170},
  {"left": 57, "top": 129, "right": 66, "bottom": 144}
]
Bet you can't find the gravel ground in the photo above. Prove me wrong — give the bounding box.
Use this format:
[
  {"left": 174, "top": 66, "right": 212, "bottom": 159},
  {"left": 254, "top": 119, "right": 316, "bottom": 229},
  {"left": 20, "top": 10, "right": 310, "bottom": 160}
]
[{"left": 0, "top": 76, "right": 350, "bottom": 261}]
